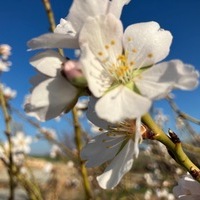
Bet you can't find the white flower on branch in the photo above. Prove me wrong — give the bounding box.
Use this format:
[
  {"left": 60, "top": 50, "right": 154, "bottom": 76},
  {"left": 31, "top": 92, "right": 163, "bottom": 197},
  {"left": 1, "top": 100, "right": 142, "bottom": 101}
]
[
  {"left": 50, "top": 144, "right": 62, "bottom": 158},
  {"left": 154, "top": 109, "right": 168, "bottom": 128},
  {"left": 0, "top": 44, "right": 11, "bottom": 59},
  {"left": 27, "top": 0, "right": 130, "bottom": 50},
  {"left": 11, "top": 131, "right": 32, "bottom": 154},
  {"left": 0, "top": 83, "right": 17, "bottom": 100},
  {"left": 0, "top": 59, "right": 10, "bottom": 72},
  {"left": 0, "top": 132, "right": 32, "bottom": 166},
  {"left": 24, "top": 50, "right": 80, "bottom": 121},
  {"left": 81, "top": 115, "right": 146, "bottom": 189},
  {"left": 79, "top": 14, "right": 199, "bottom": 123},
  {"left": 173, "top": 173, "right": 200, "bottom": 199}
]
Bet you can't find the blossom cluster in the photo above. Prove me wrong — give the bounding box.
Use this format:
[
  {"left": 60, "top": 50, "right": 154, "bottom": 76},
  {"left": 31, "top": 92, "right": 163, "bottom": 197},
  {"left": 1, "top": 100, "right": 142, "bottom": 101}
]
[
  {"left": 0, "top": 44, "right": 11, "bottom": 72},
  {"left": 25, "top": 0, "right": 199, "bottom": 191},
  {"left": 0, "top": 131, "right": 32, "bottom": 166}
]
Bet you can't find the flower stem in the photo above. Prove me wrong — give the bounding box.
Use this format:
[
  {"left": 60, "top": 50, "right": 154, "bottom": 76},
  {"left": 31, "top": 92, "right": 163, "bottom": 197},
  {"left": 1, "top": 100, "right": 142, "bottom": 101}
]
[
  {"left": 0, "top": 86, "right": 15, "bottom": 200},
  {"left": 16, "top": 173, "right": 43, "bottom": 200},
  {"left": 41, "top": 0, "right": 64, "bottom": 55},
  {"left": 72, "top": 108, "right": 93, "bottom": 199},
  {"left": 142, "top": 113, "right": 200, "bottom": 182}
]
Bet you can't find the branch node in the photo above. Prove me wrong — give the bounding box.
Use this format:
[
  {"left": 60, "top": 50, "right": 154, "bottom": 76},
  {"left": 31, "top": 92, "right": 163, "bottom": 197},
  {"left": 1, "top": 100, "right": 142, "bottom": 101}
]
[{"left": 168, "top": 129, "right": 181, "bottom": 144}]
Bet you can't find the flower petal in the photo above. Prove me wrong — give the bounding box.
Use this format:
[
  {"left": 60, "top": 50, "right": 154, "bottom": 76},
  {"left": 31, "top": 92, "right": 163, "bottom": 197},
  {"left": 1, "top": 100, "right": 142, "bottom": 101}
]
[
  {"left": 95, "top": 86, "right": 152, "bottom": 123},
  {"left": 29, "top": 73, "right": 49, "bottom": 89},
  {"left": 86, "top": 96, "right": 113, "bottom": 129},
  {"left": 123, "top": 21, "right": 172, "bottom": 68},
  {"left": 97, "top": 139, "right": 135, "bottom": 189},
  {"left": 182, "top": 175, "right": 200, "bottom": 195},
  {"left": 134, "top": 117, "right": 142, "bottom": 158},
  {"left": 80, "top": 43, "right": 112, "bottom": 97},
  {"left": 30, "top": 50, "right": 66, "bottom": 77},
  {"left": 27, "top": 33, "right": 79, "bottom": 50},
  {"left": 163, "top": 60, "right": 199, "bottom": 90},
  {"left": 24, "top": 76, "right": 79, "bottom": 121},
  {"left": 109, "top": 0, "right": 131, "bottom": 18},
  {"left": 67, "top": 0, "right": 109, "bottom": 33},
  {"left": 136, "top": 60, "right": 199, "bottom": 99},
  {"left": 79, "top": 14, "right": 123, "bottom": 63},
  {"left": 173, "top": 174, "right": 200, "bottom": 199},
  {"left": 81, "top": 132, "right": 125, "bottom": 167},
  {"left": 54, "top": 18, "right": 76, "bottom": 36},
  {"left": 135, "top": 79, "right": 173, "bottom": 100}
]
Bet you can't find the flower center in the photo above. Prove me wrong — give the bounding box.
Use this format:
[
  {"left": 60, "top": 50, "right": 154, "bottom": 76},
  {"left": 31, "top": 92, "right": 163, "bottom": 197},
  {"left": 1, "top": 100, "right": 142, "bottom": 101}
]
[
  {"left": 107, "top": 119, "right": 146, "bottom": 140},
  {"left": 107, "top": 53, "right": 137, "bottom": 84}
]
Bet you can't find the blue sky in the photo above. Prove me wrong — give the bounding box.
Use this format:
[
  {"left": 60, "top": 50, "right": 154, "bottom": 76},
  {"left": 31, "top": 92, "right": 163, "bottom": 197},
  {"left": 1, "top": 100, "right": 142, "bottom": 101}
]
[{"left": 1, "top": 0, "right": 200, "bottom": 154}]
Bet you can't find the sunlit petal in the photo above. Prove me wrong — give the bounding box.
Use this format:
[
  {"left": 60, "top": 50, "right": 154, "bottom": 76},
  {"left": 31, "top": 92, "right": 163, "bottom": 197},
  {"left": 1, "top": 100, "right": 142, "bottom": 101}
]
[
  {"left": 27, "top": 33, "right": 79, "bottom": 50},
  {"left": 95, "top": 86, "right": 151, "bottom": 123},
  {"left": 81, "top": 132, "right": 125, "bottom": 167},
  {"left": 123, "top": 21, "right": 172, "bottom": 68},
  {"left": 25, "top": 76, "right": 78, "bottom": 121},
  {"left": 97, "top": 139, "right": 135, "bottom": 189},
  {"left": 30, "top": 50, "right": 66, "bottom": 77}
]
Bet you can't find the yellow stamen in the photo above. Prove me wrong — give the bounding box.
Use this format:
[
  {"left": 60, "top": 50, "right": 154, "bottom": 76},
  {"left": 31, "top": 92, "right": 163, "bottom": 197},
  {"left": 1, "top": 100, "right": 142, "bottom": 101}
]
[
  {"left": 111, "top": 40, "right": 115, "bottom": 45},
  {"left": 147, "top": 53, "right": 153, "bottom": 58},
  {"left": 98, "top": 51, "right": 103, "bottom": 56},
  {"left": 105, "top": 45, "right": 109, "bottom": 49}
]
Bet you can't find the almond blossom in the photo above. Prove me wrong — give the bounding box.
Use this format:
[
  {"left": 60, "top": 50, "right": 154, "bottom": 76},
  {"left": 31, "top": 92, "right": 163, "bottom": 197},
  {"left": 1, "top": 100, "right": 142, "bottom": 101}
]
[
  {"left": 173, "top": 174, "right": 200, "bottom": 199},
  {"left": 28, "top": 0, "right": 130, "bottom": 50},
  {"left": 79, "top": 14, "right": 199, "bottom": 123},
  {"left": 82, "top": 99, "right": 145, "bottom": 189},
  {"left": 11, "top": 131, "right": 32, "bottom": 154},
  {"left": 154, "top": 108, "right": 168, "bottom": 128},
  {"left": 0, "top": 44, "right": 11, "bottom": 59},
  {"left": 0, "top": 132, "right": 32, "bottom": 166},
  {"left": 0, "top": 83, "right": 17, "bottom": 100},
  {"left": 81, "top": 116, "right": 146, "bottom": 189},
  {"left": 24, "top": 50, "right": 80, "bottom": 121}
]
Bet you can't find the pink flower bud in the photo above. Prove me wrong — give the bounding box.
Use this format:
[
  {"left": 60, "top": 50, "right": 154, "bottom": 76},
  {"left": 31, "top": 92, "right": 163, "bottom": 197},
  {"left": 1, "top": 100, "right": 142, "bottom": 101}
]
[
  {"left": 62, "top": 60, "right": 82, "bottom": 79},
  {"left": 62, "top": 60, "right": 87, "bottom": 88}
]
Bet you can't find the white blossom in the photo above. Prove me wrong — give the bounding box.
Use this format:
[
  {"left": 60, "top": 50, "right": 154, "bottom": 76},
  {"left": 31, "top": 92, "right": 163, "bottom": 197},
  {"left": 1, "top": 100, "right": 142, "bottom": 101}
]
[
  {"left": 154, "top": 109, "right": 168, "bottom": 128},
  {"left": 11, "top": 131, "right": 32, "bottom": 154},
  {"left": 0, "top": 44, "right": 11, "bottom": 59},
  {"left": 0, "top": 59, "right": 10, "bottom": 72},
  {"left": 173, "top": 173, "right": 200, "bottom": 199},
  {"left": 24, "top": 50, "right": 80, "bottom": 121},
  {"left": 81, "top": 117, "right": 146, "bottom": 189},
  {"left": 50, "top": 144, "right": 62, "bottom": 158},
  {"left": 156, "top": 188, "right": 175, "bottom": 200},
  {"left": 144, "top": 189, "right": 153, "bottom": 200},
  {"left": 0, "top": 132, "right": 31, "bottom": 166},
  {"left": 79, "top": 14, "right": 199, "bottom": 123},
  {"left": 27, "top": 0, "right": 130, "bottom": 50},
  {"left": 0, "top": 83, "right": 17, "bottom": 100},
  {"left": 43, "top": 162, "right": 53, "bottom": 173}
]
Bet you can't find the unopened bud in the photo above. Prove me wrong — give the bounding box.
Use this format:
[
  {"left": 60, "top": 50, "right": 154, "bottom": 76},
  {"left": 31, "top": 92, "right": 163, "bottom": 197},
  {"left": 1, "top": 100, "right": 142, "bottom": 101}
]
[{"left": 62, "top": 60, "right": 87, "bottom": 88}]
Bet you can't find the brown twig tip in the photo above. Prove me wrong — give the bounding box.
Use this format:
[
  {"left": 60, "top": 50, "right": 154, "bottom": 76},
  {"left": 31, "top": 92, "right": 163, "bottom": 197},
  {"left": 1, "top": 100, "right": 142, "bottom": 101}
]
[
  {"left": 142, "top": 124, "right": 155, "bottom": 140},
  {"left": 168, "top": 129, "right": 181, "bottom": 144},
  {"left": 190, "top": 168, "right": 200, "bottom": 181}
]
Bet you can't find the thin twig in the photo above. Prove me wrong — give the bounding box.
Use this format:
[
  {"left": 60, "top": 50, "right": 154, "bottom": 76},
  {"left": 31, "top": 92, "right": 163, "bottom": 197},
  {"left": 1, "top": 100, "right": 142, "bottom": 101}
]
[
  {"left": 166, "top": 95, "right": 200, "bottom": 125},
  {"left": 166, "top": 95, "right": 200, "bottom": 143},
  {"left": 72, "top": 108, "right": 93, "bottom": 199},
  {"left": 11, "top": 106, "right": 75, "bottom": 161},
  {"left": 41, "top": 1, "right": 92, "bottom": 198},
  {"left": 0, "top": 87, "right": 15, "bottom": 200},
  {"left": 41, "top": 0, "right": 64, "bottom": 55},
  {"left": 142, "top": 113, "right": 200, "bottom": 182}
]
